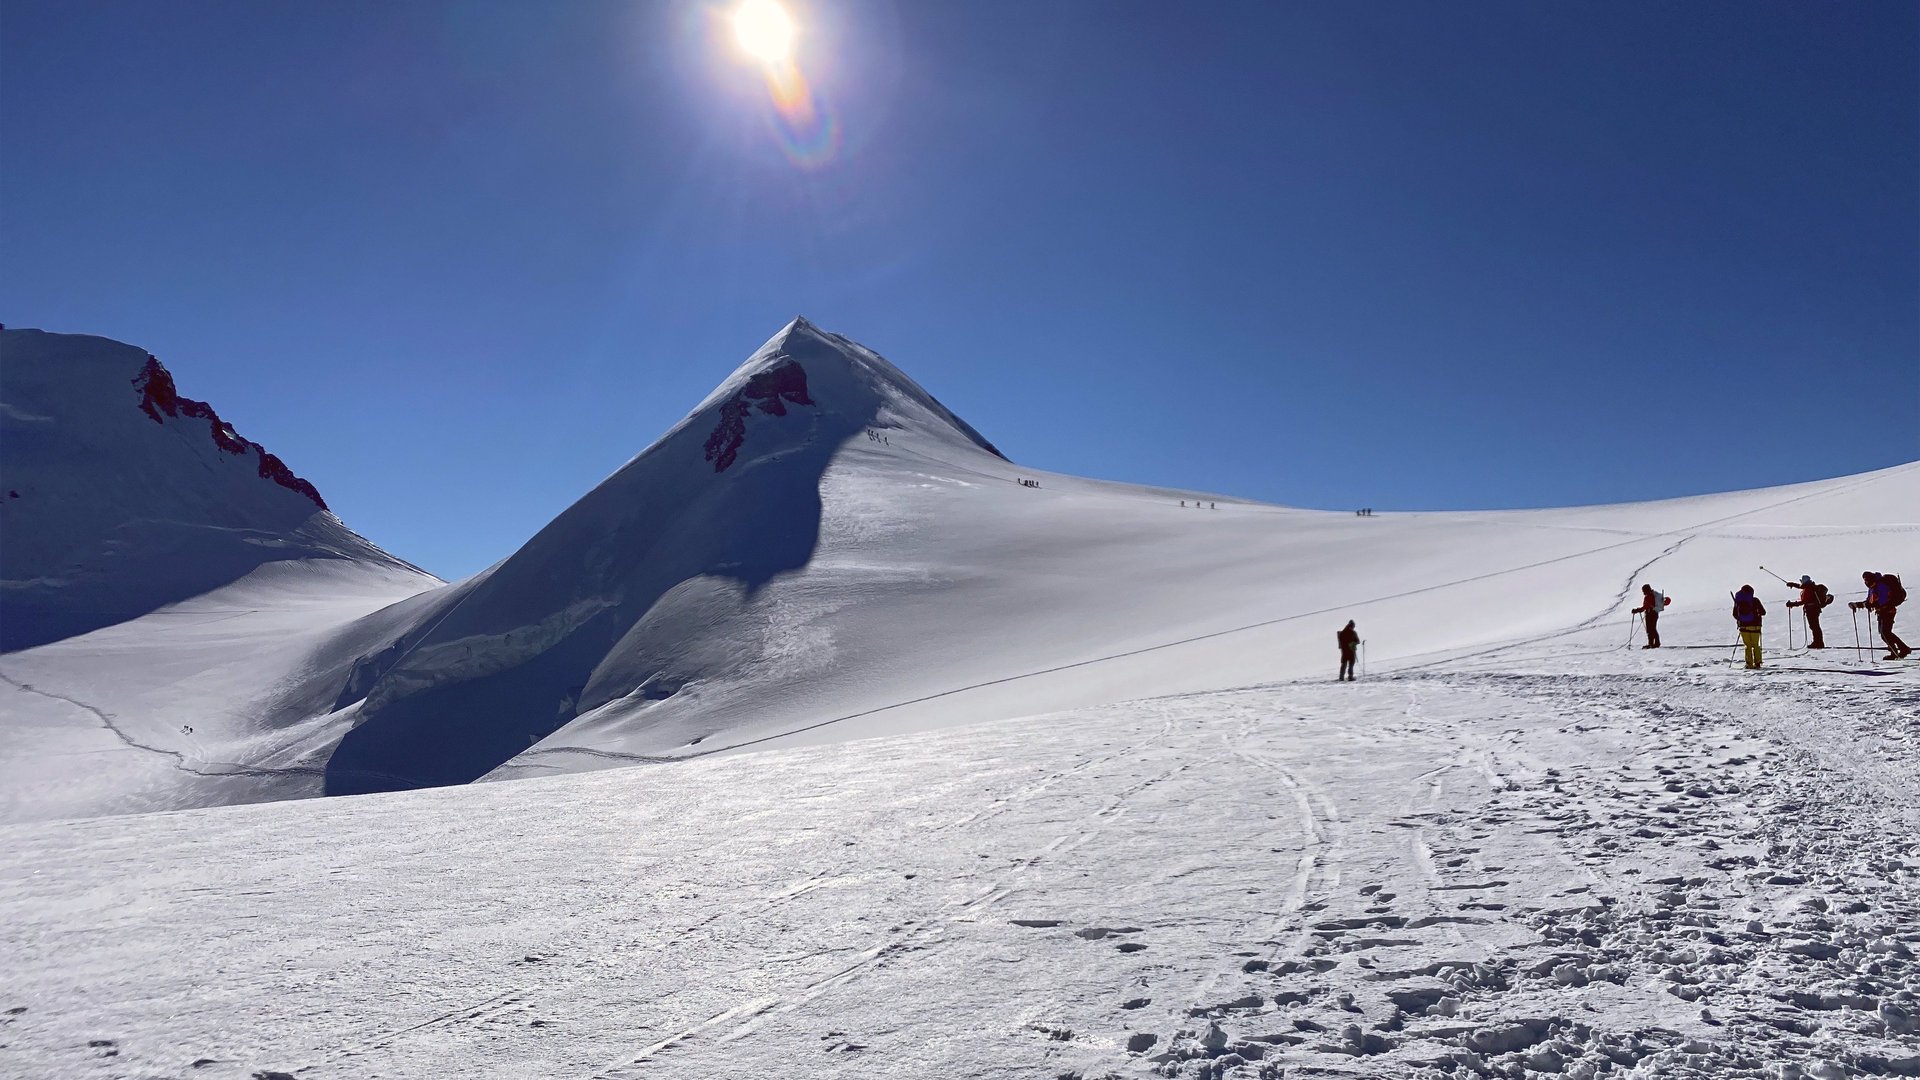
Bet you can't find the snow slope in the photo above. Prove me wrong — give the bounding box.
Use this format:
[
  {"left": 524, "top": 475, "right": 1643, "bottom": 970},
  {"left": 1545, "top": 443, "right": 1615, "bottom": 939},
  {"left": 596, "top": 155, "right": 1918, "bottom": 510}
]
[
  {"left": 0, "top": 329, "right": 440, "bottom": 821},
  {"left": 319, "top": 317, "right": 1920, "bottom": 798},
  {"left": 502, "top": 446, "right": 1916, "bottom": 783},
  {"left": 320, "top": 317, "right": 1005, "bottom": 795},
  {"left": 2, "top": 319, "right": 1915, "bottom": 825}
]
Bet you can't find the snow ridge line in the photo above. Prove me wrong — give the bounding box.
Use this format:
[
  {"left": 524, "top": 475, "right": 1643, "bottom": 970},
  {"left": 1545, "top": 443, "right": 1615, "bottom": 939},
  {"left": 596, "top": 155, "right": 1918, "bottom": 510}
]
[{"left": 534, "top": 468, "right": 1878, "bottom": 768}]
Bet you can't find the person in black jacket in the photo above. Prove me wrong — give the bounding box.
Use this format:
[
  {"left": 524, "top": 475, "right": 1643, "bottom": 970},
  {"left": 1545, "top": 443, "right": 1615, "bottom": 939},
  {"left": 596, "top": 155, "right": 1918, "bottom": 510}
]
[
  {"left": 1733, "top": 585, "right": 1766, "bottom": 669},
  {"left": 1337, "top": 621, "right": 1360, "bottom": 681}
]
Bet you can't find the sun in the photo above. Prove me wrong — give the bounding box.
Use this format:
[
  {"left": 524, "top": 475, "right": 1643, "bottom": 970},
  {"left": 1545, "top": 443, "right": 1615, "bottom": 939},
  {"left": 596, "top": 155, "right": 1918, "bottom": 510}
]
[{"left": 731, "top": 0, "right": 796, "bottom": 66}]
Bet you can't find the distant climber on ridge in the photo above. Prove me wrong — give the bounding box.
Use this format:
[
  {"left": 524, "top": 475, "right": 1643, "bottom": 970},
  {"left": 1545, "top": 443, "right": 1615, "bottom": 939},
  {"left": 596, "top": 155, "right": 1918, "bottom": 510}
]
[
  {"left": 1337, "top": 621, "right": 1360, "bottom": 682},
  {"left": 1733, "top": 585, "right": 1767, "bottom": 669},
  {"left": 1851, "top": 571, "right": 1911, "bottom": 660},
  {"left": 1631, "top": 584, "right": 1668, "bottom": 648},
  {"left": 1783, "top": 574, "right": 1830, "bottom": 650}
]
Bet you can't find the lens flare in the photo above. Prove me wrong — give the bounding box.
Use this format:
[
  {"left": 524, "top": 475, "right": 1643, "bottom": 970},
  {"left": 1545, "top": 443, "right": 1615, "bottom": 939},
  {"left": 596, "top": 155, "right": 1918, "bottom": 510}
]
[
  {"left": 761, "top": 61, "right": 839, "bottom": 167},
  {"left": 721, "top": 0, "right": 839, "bottom": 168},
  {"left": 732, "top": 0, "right": 795, "bottom": 65}
]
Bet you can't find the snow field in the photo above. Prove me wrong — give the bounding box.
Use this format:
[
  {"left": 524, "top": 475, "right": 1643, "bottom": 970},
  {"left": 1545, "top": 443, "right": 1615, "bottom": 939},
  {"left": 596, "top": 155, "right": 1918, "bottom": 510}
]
[
  {"left": 2, "top": 652, "right": 1916, "bottom": 1079},
  {"left": 0, "top": 559, "right": 439, "bottom": 823}
]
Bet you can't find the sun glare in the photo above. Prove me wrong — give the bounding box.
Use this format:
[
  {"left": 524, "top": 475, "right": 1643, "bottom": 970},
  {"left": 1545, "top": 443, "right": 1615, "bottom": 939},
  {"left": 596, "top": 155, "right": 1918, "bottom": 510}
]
[{"left": 732, "top": 0, "right": 796, "bottom": 66}]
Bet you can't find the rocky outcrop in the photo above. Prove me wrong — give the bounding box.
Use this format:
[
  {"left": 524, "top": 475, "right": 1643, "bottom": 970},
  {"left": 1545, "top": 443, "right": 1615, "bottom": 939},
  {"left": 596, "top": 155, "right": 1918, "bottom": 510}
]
[
  {"left": 132, "top": 356, "right": 328, "bottom": 510},
  {"left": 702, "top": 357, "right": 815, "bottom": 473}
]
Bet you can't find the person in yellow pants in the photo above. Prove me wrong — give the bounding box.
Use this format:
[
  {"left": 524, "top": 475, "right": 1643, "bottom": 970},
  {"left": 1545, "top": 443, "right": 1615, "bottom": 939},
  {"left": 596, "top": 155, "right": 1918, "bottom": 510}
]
[{"left": 1733, "top": 584, "right": 1767, "bottom": 669}]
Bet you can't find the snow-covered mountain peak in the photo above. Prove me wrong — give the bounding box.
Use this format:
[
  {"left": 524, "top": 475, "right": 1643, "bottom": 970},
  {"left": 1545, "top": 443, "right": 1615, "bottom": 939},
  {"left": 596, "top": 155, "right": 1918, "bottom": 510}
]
[
  {"left": 321, "top": 320, "right": 1009, "bottom": 794},
  {"left": 689, "top": 317, "right": 1005, "bottom": 468},
  {"left": 0, "top": 326, "right": 423, "bottom": 651}
]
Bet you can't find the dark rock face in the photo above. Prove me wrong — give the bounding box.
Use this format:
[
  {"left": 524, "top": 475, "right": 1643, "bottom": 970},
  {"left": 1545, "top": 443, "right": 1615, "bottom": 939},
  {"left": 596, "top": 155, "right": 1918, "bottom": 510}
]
[
  {"left": 132, "top": 356, "right": 328, "bottom": 510},
  {"left": 702, "top": 358, "right": 815, "bottom": 472}
]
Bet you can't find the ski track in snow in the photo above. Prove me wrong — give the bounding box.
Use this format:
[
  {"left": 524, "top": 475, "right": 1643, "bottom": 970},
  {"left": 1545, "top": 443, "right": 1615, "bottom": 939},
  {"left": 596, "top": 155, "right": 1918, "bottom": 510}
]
[
  {"left": 4, "top": 652, "right": 1917, "bottom": 1080},
  {"left": 0, "top": 671, "right": 327, "bottom": 783}
]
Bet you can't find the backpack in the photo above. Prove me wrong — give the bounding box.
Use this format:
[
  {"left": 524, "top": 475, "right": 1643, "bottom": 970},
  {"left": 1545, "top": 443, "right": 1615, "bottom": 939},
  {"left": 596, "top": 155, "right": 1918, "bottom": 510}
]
[
  {"left": 1815, "top": 583, "right": 1833, "bottom": 610},
  {"left": 1887, "top": 575, "right": 1907, "bottom": 608}
]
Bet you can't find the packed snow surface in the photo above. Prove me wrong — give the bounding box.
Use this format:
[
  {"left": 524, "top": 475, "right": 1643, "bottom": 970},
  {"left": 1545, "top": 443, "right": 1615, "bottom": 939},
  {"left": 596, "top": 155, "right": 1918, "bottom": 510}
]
[{"left": 4, "top": 645, "right": 1918, "bottom": 1079}]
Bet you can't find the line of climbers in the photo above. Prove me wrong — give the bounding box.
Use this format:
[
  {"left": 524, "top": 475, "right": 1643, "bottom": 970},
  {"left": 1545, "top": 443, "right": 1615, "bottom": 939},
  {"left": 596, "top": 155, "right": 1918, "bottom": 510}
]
[
  {"left": 1631, "top": 571, "right": 1908, "bottom": 669},
  {"left": 1329, "top": 571, "right": 1904, "bottom": 684}
]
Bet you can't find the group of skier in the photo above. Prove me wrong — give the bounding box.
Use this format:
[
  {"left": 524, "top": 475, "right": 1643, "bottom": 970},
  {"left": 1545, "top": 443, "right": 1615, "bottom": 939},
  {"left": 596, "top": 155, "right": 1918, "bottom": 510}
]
[{"left": 1633, "top": 570, "right": 1908, "bottom": 668}]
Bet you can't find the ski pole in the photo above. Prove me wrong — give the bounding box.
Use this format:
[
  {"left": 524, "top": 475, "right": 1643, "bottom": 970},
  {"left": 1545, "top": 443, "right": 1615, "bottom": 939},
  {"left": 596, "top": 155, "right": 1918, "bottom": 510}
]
[
  {"left": 1628, "top": 611, "right": 1639, "bottom": 649},
  {"left": 1759, "top": 565, "right": 1795, "bottom": 587},
  {"left": 1361, "top": 640, "right": 1368, "bottom": 680},
  {"left": 1786, "top": 604, "right": 1794, "bottom": 651}
]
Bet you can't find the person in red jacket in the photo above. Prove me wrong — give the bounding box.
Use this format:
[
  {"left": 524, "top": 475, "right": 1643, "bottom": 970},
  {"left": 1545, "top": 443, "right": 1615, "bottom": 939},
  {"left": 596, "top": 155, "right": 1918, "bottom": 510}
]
[
  {"left": 1631, "top": 584, "right": 1668, "bottom": 648},
  {"left": 1783, "top": 574, "right": 1828, "bottom": 649}
]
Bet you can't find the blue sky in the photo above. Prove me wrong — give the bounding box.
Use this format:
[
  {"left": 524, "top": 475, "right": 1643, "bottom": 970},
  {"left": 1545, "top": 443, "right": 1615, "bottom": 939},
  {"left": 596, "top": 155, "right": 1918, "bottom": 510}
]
[{"left": 4, "top": 1, "right": 1915, "bottom": 579}]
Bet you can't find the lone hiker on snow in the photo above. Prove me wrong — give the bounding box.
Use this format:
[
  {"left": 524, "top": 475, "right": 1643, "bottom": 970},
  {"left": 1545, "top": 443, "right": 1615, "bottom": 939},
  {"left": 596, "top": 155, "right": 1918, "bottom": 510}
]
[
  {"left": 1337, "top": 621, "right": 1360, "bottom": 682},
  {"left": 1733, "top": 585, "right": 1767, "bottom": 669},
  {"left": 1851, "top": 571, "right": 1911, "bottom": 660},
  {"left": 1784, "top": 574, "right": 1830, "bottom": 649},
  {"left": 1631, "top": 584, "right": 1668, "bottom": 648}
]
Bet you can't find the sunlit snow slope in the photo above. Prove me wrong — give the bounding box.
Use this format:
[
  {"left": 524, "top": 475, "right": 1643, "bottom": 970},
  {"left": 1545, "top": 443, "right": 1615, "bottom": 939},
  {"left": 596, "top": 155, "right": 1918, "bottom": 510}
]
[
  {"left": 470, "top": 322, "right": 1917, "bottom": 787},
  {"left": 321, "top": 319, "right": 1919, "bottom": 794}
]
